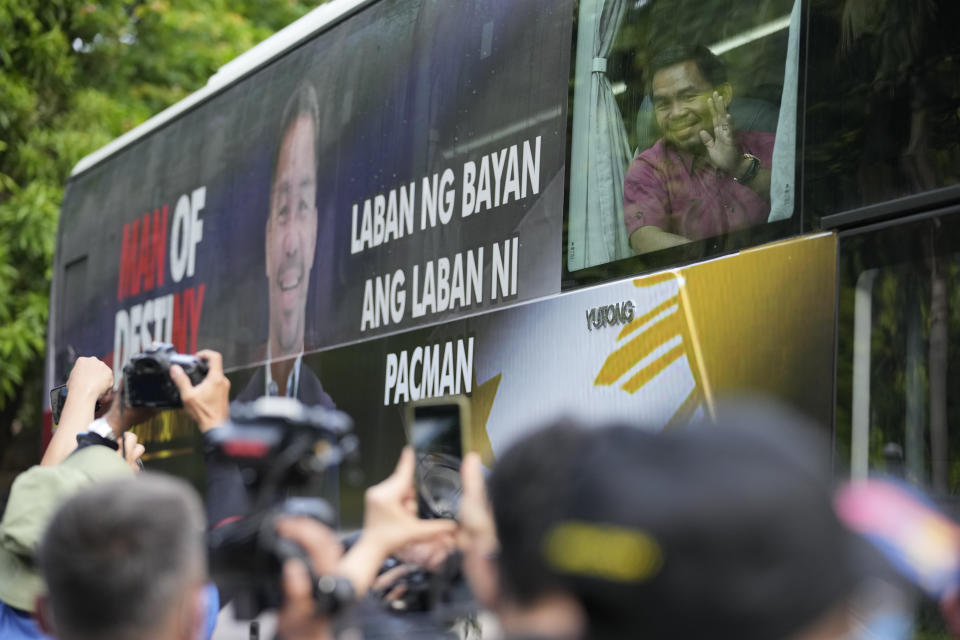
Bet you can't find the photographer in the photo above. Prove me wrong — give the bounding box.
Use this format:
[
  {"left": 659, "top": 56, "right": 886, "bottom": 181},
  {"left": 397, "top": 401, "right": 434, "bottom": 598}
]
[
  {"left": 32, "top": 446, "right": 455, "bottom": 640},
  {"left": 167, "top": 349, "right": 248, "bottom": 529},
  {"left": 457, "top": 421, "right": 590, "bottom": 640},
  {"left": 168, "top": 347, "right": 458, "bottom": 634},
  {"left": 273, "top": 448, "right": 458, "bottom": 640},
  {"left": 0, "top": 356, "right": 145, "bottom": 640},
  {"left": 539, "top": 413, "right": 874, "bottom": 640},
  {"left": 35, "top": 473, "right": 209, "bottom": 640},
  {"left": 464, "top": 407, "right": 922, "bottom": 640}
]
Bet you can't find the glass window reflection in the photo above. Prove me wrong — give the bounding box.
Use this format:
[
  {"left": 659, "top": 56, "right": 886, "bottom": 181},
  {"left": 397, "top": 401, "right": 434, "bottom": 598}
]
[{"left": 567, "top": 0, "right": 798, "bottom": 271}]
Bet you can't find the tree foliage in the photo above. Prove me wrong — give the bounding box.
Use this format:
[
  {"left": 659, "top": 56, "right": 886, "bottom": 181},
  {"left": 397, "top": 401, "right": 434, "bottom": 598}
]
[{"left": 0, "top": 0, "right": 319, "bottom": 425}]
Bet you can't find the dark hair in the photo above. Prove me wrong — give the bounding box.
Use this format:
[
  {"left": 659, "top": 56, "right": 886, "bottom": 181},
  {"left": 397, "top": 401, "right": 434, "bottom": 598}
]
[
  {"left": 269, "top": 82, "right": 321, "bottom": 210},
  {"left": 487, "top": 419, "right": 591, "bottom": 606},
  {"left": 38, "top": 474, "right": 205, "bottom": 640},
  {"left": 647, "top": 44, "right": 727, "bottom": 94}
]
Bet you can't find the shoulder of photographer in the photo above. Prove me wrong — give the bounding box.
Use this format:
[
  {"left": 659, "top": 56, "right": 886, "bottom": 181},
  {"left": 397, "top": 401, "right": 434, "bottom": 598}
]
[{"left": 0, "top": 446, "right": 134, "bottom": 617}]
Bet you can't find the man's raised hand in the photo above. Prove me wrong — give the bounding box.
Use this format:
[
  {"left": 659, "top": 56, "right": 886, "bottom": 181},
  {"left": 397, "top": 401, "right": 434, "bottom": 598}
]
[{"left": 699, "top": 91, "right": 742, "bottom": 175}]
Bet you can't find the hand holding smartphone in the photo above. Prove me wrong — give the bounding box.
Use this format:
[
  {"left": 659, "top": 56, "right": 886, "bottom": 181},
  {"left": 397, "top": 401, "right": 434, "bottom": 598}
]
[
  {"left": 406, "top": 396, "right": 471, "bottom": 519},
  {"left": 49, "top": 384, "right": 105, "bottom": 425}
]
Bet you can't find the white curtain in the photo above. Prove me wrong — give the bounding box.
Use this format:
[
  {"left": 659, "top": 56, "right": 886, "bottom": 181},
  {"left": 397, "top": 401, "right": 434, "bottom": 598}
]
[
  {"left": 769, "top": 0, "right": 801, "bottom": 222},
  {"left": 568, "top": 0, "right": 633, "bottom": 270},
  {"left": 585, "top": 0, "right": 633, "bottom": 266}
]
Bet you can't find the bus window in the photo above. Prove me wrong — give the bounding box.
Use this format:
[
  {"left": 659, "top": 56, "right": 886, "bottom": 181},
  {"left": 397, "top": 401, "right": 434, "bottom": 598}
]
[
  {"left": 805, "top": 0, "right": 960, "bottom": 218},
  {"left": 53, "top": 256, "right": 88, "bottom": 384},
  {"left": 566, "top": 0, "right": 800, "bottom": 274},
  {"left": 837, "top": 213, "right": 960, "bottom": 504}
]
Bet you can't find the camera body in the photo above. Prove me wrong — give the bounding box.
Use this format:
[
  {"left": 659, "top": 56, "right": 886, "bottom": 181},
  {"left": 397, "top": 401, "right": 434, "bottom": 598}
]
[
  {"left": 208, "top": 497, "right": 337, "bottom": 616},
  {"left": 374, "top": 551, "right": 471, "bottom": 618},
  {"left": 123, "top": 343, "right": 208, "bottom": 408},
  {"left": 206, "top": 396, "right": 355, "bottom": 619}
]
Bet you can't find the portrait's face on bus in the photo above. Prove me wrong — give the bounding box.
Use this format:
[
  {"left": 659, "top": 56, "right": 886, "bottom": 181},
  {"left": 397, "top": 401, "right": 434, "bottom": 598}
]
[
  {"left": 265, "top": 114, "right": 318, "bottom": 355},
  {"left": 652, "top": 60, "right": 732, "bottom": 153}
]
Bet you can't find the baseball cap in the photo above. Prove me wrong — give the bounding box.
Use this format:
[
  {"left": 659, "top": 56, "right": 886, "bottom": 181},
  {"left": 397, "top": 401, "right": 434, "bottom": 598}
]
[
  {"left": 0, "top": 445, "right": 132, "bottom": 612},
  {"left": 544, "top": 401, "right": 875, "bottom": 640},
  {"left": 836, "top": 477, "right": 960, "bottom": 600}
]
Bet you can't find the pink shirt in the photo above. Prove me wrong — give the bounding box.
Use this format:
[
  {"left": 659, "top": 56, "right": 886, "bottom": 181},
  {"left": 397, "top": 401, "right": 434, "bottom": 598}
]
[{"left": 623, "top": 131, "right": 775, "bottom": 241}]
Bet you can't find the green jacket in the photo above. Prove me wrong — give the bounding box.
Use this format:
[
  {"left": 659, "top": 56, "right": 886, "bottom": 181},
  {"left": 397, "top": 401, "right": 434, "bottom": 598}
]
[{"left": 0, "top": 446, "right": 133, "bottom": 612}]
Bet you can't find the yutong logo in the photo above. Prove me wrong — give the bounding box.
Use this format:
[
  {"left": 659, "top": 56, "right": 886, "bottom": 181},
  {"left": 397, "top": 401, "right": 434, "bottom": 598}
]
[{"left": 586, "top": 300, "right": 635, "bottom": 331}]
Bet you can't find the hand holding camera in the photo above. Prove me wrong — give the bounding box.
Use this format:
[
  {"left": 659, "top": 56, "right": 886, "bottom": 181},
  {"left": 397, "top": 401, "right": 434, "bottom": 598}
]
[
  {"left": 48, "top": 345, "right": 223, "bottom": 471},
  {"left": 274, "top": 517, "right": 344, "bottom": 640},
  {"left": 122, "top": 343, "right": 210, "bottom": 410},
  {"left": 168, "top": 348, "right": 230, "bottom": 432}
]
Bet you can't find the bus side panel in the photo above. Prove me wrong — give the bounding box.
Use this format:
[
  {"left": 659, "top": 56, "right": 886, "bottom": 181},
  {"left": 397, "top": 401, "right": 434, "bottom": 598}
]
[
  {"left": 212, "top": 232, "right": 834, "bottom": 526},
  {"left": 49, "top": 0, "right": 574, "bottom": 392}
]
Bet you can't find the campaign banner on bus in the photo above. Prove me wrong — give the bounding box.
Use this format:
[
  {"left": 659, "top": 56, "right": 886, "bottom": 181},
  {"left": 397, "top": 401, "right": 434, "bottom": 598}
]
[
  {"left": 135, "top": 233, "right": 837, "bottom": 525},
  {"left": 50, "top": 0, "right": 573, "bottom": 384}
]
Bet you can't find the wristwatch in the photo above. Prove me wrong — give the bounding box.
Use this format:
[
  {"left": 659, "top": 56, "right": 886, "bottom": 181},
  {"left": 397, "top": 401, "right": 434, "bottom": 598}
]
[{"left": 733, "top": 153, "right": 760, "bottom": 185}]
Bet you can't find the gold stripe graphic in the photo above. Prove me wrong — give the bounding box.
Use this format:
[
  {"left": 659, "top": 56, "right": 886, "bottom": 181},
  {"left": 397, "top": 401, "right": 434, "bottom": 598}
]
[
  {"left": 621, "top": 344, "right": 685, "bottom": 393},
  {"left": 595, "top": 310, "right": 682, "bottom": 386},
  {"left": 632, "top": 272, "right": 678, "bottom": 288},
  {"left": 617, "top": 297, "right": 678, "bottom": 341}
]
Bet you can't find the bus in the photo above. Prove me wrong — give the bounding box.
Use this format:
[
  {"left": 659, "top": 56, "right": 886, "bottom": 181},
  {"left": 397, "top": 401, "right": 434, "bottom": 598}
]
[{"left": 46, "top": 0, "right": 960, "bottom": 535}]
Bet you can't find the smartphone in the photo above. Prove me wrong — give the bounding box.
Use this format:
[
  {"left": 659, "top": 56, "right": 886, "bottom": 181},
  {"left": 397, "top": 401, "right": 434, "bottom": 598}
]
[
  {"left": 406, "top": 396, "right": 471, "bottom": 519},
  {"left": 50, "top": 384, "right": 106, "bottom": 425}
]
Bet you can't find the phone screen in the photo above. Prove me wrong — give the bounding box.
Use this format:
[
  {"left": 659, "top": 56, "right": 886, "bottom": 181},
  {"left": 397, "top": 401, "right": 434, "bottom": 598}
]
[
  {"left": 410, "top": 402, "right": 465, "bottom": 519},
  {"left": 49, "top": 383, "right": 106, "bottom": 425},
  {"left": 50, "top": 384, "right": 68, "bottom": 425}
]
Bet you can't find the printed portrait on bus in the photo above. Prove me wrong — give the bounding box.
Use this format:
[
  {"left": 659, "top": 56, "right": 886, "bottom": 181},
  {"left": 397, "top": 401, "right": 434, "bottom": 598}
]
[
  {"left": 236, "top": 81, "right": 334, "bottom": 410},
  {"left": 566, "top": 0, "right": 800, "bottom": 269}
]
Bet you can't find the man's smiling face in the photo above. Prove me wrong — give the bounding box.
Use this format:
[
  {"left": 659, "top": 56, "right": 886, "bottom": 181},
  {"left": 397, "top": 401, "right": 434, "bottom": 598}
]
[
  {"left": 265, "top": 114, "right": 317, "bottom": 356},
  {"left": 652, "top": 60, "right": 718, "bottom": 153}
]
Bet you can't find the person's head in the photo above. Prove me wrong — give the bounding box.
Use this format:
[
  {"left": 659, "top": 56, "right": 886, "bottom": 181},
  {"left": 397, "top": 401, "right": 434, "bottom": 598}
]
[
  {"left": 36, "top": 473, "right": 207, "bottom": 640},
  {"left": 648, "top": 44, "right": 732, "bottom": 152},
  {"left": 266, "top": 82, "right": 321, "bottom": 357},
  {"left": 548, "top": 402, "right": 870, "bottom": 640},
  {"left": 478, "top": 419, "right": 591, "bottom": 632}
]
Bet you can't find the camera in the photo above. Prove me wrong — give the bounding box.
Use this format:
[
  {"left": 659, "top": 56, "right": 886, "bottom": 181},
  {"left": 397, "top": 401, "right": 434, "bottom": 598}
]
[
  {"left": 374, "top": 552, "right": 468, "bottom": 615},
  {"left": 123, "top": 343, "right": 208, "bottom": 408},
  {"left": 206, "top": 396, "right": 356, "bottom": 619}
]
